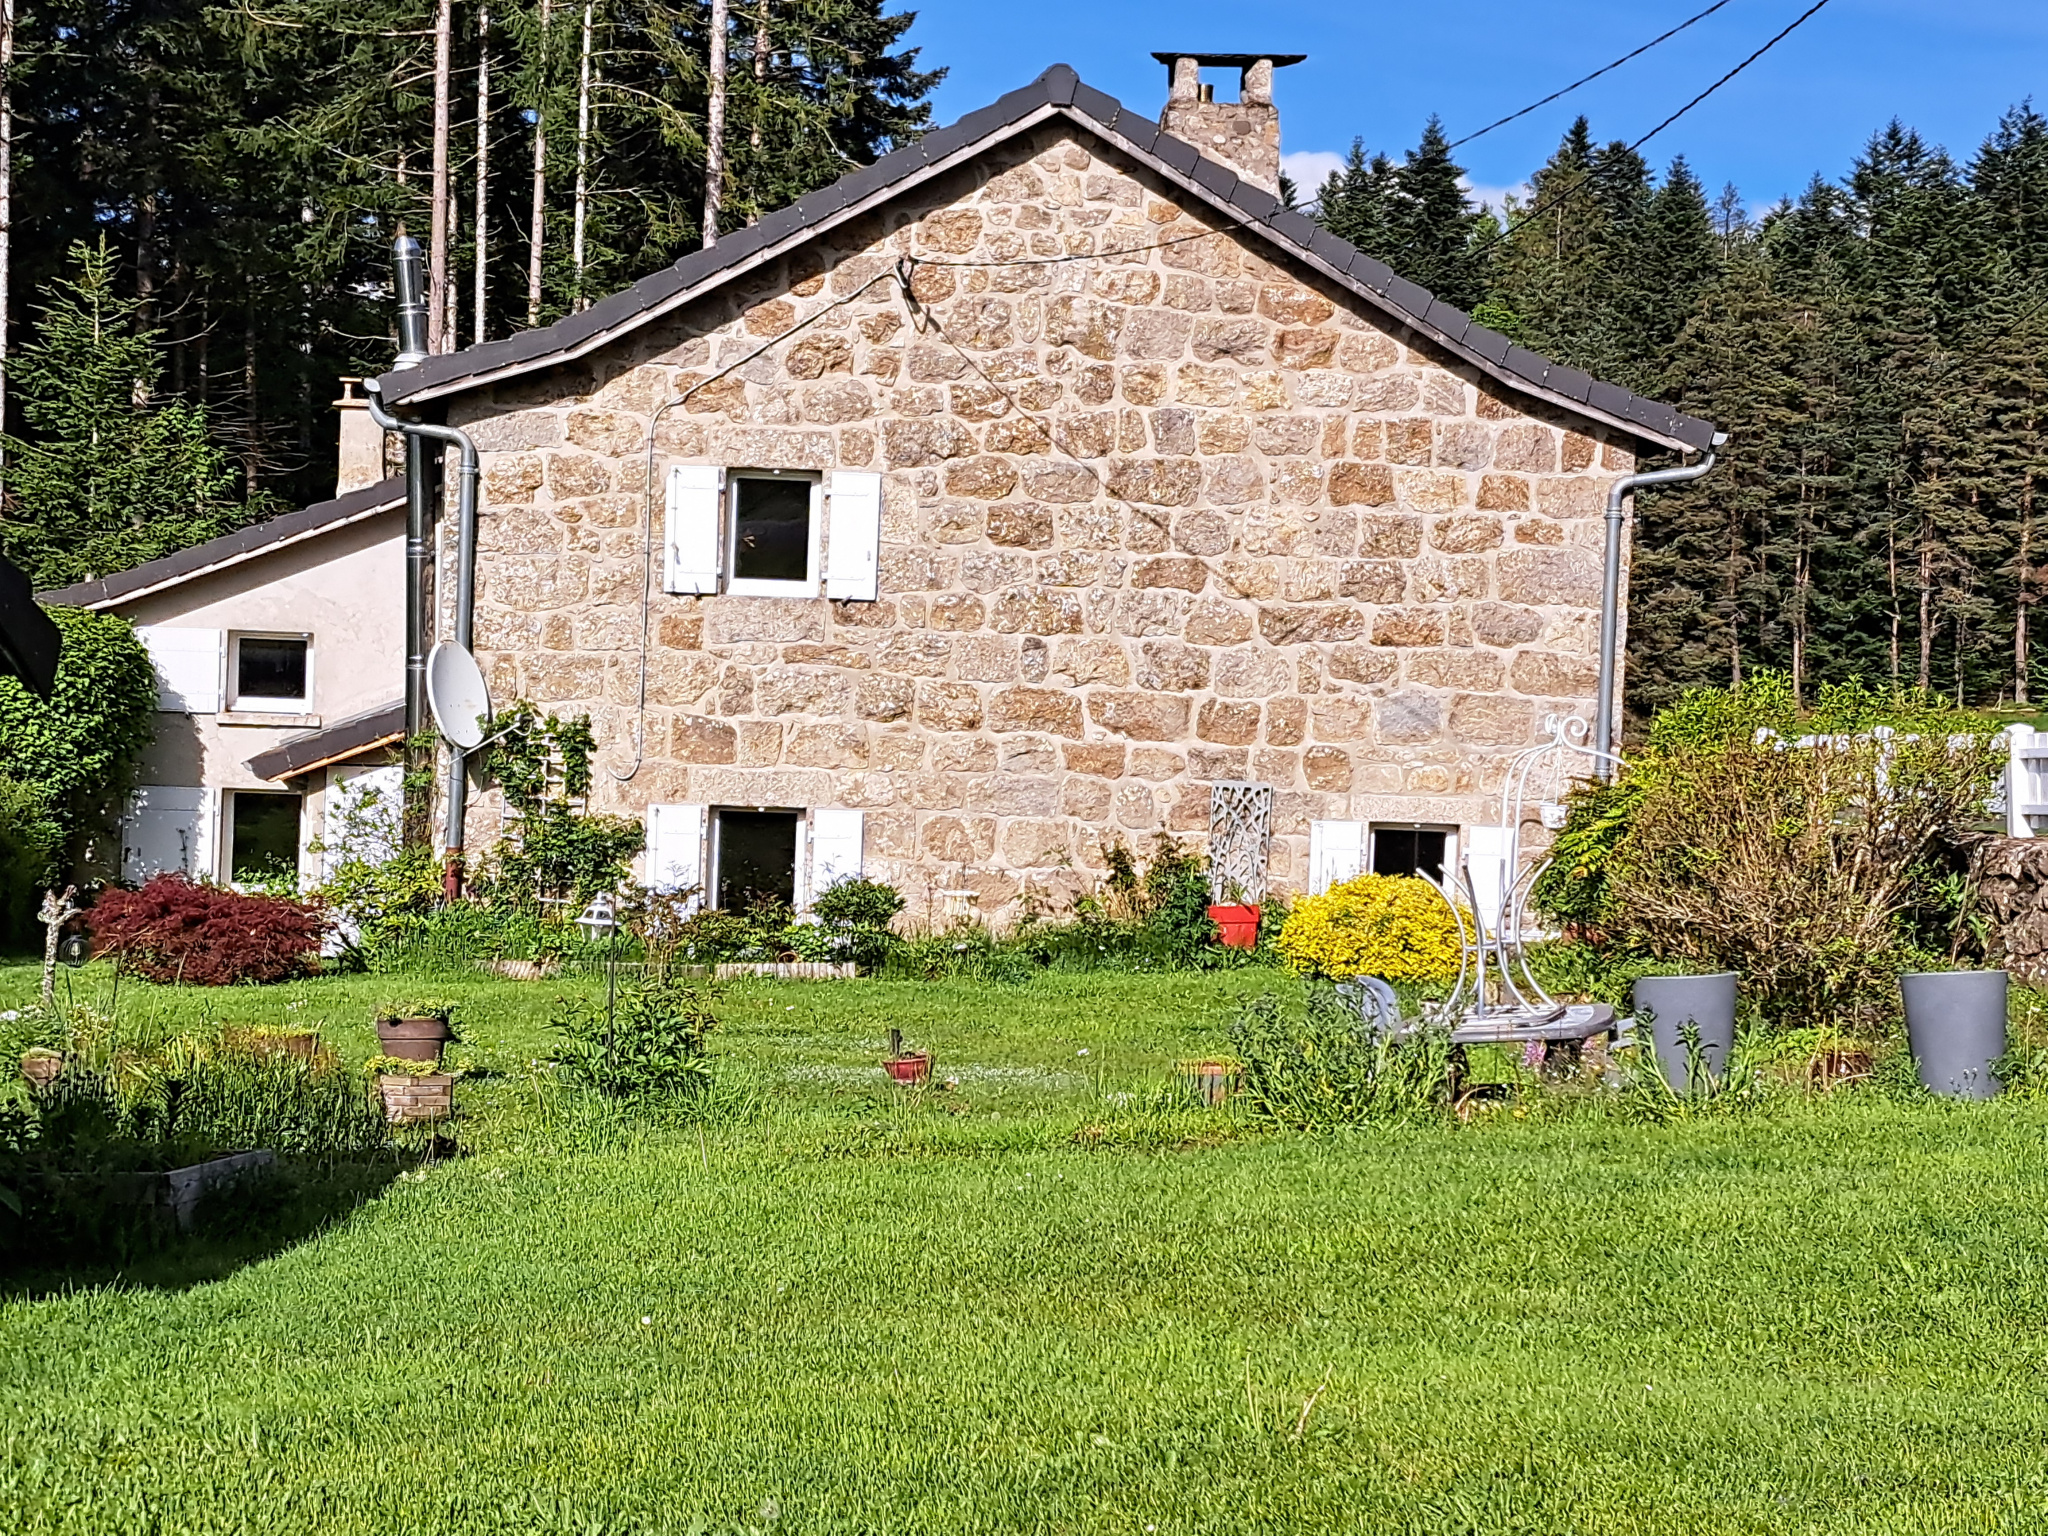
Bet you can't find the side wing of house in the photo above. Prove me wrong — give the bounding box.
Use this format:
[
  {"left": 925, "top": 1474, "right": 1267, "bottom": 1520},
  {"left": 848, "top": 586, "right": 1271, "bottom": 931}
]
[{"left": 41, "top": 480, "right": 407, "bottom": 889}]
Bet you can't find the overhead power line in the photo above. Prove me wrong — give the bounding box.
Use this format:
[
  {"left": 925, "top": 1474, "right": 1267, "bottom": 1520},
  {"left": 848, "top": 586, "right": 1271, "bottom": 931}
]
[
  {"left": 1449, "top": 0, "right": 1735, "bottom": 150},
  {"left": 1467, "top": 0, "right": 1836, "bottom": 263}
]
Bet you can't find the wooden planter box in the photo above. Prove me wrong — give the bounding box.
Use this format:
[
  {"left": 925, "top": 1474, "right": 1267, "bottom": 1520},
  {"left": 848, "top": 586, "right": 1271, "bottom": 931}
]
[
  {"left": 52, "top": 1151, "right": 276, "bottom": 1233},
  {"left": 378, "top": 1073, "right": 454, "bottom": 1123}
]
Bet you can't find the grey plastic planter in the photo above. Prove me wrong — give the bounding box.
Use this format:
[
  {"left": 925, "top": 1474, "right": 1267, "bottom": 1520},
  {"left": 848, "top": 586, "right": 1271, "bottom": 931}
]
[
  {"left": 1899, "top": 970, "right": 2007, "bottom": 1100},
  {"left": 1633, "top": 973, "right": 1738, "bottom": 1093}
]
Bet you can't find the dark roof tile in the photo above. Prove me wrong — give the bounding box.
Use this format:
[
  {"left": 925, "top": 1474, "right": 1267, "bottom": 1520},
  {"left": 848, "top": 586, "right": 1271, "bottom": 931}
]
[
  {"left": 1266, "top": 207, "right": 1320, "bottom": 248},
  {"left": 1230, "top": 181, "right": 1281, "bottom": 223},
  {"left": 1463, "top": 323, "right": 1512, "bottom": 365},
  {"left": 1421, "top": 299, "right": 1470, "bottom": 346},
  {"left": 1345, "top": 252, "right": 1397, "bottom": 294},
  {"left": 1071, "top": 80, "right": 1120, "bottom": 123},
  {"left": 1586, "top": 379, "right": 1634, "bottom": 417},
  {"left": 1154, "top": 134, "right": 1200, "bottom": 176},
  {"left": 1547, "top": 363, "right": 1594, "bottom": 404},
  {"left": 1191, "top": 157, "right": 1237, "bottom": 197},
  {"left": 1384, "top": 274, "right": 1435, "bottom": 317},
  {"left": 1041, "top": 62, "right": 1079, "bottom": 104}
]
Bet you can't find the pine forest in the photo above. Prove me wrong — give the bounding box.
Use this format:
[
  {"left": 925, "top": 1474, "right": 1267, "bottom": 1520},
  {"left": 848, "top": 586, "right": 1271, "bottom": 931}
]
[{"left": 0, "top": 9, "right": 2044, "bottom": 721}]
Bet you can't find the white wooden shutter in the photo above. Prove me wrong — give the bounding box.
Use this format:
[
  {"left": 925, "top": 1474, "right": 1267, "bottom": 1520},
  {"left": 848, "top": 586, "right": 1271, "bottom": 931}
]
[
  {"left": 645, "top": 803, "right": 708, "bottom": 909},
  {"left": 1463, "top": 825, "right": 1513, "bottom": 935},
  {"left": 824, "top": 470, "right": 882, "bottom": 601},
  {"left": 1307, "top": 819, "right": 1364, "bottom": 895},
  {"left": 138, "top": 627, "right": 224, "bottom": 713},
  {"left": 806, "top": 808, "right": 865, "bottom": 907},
  {"left": 664, "top": 465, "right": 723, "bottom": 595},
  {"left": 124, "top": 786, "right": 215, "bottom": 882}
]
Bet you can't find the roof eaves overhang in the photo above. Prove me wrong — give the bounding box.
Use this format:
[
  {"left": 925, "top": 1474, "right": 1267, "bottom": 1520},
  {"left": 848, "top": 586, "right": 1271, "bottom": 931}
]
[{"left": 377, "top": 67, "right": 1714, "bottom": 455}]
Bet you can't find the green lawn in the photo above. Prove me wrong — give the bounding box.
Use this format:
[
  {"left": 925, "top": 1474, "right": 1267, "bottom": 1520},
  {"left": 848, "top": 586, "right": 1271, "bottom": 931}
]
[{"left": 5, "top": 964, "right": 2048, "bottom": 1533}]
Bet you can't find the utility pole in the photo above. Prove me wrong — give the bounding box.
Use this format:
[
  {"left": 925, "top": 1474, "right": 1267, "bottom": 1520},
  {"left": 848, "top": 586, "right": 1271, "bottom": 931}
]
[
  {"left": 703, "top": 0, "right": 727, "bottom": 246},
  {"left": 429, "top": 0, "right": 454, "bottom": 352}
]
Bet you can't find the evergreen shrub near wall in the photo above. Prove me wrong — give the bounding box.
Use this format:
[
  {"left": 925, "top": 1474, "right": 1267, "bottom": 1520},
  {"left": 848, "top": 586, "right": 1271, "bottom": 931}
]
[
  {"left": 0, "top": 606, "right": 156, "bottom": 853},
  {"left": 1534, "top": 675, "right": 2002, "bottom": 1033}
]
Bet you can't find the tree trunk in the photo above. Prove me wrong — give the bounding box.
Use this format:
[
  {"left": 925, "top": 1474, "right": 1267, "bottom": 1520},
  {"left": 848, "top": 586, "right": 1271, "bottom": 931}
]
[
  {"left": 746, "top": 0, "right": 765, "bottom": 224},
  {"left": 571, "top": 0, "right": 593, "bottom": 308},
  {"left": 527, "top": 0, "right": 549, "bottom": 328},
  {"left": 2021, "top": 459, "right": 2037, "bottom": 708},
  {"left": 703, "top": 0, "right": 727, "bottom": 246},
  {"left": 429, "top": 0, "right": 454, "bottom": 353},
  {"left": 474, "top": 4, "right": 491, "bottom": 346},
  {"left": 0, "top": 0, "right": 14, "bottom": 479},
  {"left": 1917, "top": 511, "right": 1934, "bottom": 691},
  {"left": 243, "top": 307, "right": 259, "bottom": 497},
  {"left": 1887, "top": 518, "right": 1901, "bottom": 687}
]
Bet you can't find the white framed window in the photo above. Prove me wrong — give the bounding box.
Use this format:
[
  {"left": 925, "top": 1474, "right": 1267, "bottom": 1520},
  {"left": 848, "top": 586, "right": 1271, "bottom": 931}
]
[
  {"left": 725, "top": 470, "right": 822, "bottom": 597},
  {"left": 1368, "top": 823, "right": 1459, "bottom": 883},
  {"left": 230, "top": 633, "right": 312, "bottom": 712},
  {"left": 227, "top": 789, "right": 304, "bottom": 887}
]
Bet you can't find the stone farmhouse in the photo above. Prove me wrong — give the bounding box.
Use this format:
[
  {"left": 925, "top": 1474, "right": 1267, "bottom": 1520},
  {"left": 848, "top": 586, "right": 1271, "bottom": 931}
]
[{"left": 375, "top": 54, "right": 1719, "bottom": 922}]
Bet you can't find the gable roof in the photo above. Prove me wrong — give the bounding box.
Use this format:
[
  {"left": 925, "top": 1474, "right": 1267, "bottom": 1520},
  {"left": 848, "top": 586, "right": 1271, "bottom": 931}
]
[
  {"left": 37, "top": 477, "right": 406, "bottom": 611},
  {"left": 376, "top": 65, "right": 1717, "bottom": 453}
]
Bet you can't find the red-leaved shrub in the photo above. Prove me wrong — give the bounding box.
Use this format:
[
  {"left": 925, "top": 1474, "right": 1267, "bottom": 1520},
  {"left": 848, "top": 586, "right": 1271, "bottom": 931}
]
[{"left": 89, "top": 874, "right": 326, "bottom": 985}]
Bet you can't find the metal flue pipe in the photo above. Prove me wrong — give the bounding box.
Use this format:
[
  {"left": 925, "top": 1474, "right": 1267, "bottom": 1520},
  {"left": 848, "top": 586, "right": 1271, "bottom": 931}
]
[
  {"left": 369, "top": 234, "right": 482, "bottom": 894},
  {"left": 391, "top": 236, "right": 432, "bottom": 752},
  {"left": 1594, "top": 445, "right": 1722, "bottom": 777}
]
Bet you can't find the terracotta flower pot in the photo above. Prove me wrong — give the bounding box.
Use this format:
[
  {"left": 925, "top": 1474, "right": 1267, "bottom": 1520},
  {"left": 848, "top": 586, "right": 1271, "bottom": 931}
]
[
  {"left": 883, "top": 1052, "right": 932, "bottom": 1084},
  {"left": 1207, "top": 904, "right": 1261, "bottom": 950},
  {"left": 378, "top": 1073, "right": 454, "bottom": 1123},
  {"left": 20, "top": 1050, "right": 63, "bottom": 1088},
  {"left": 376, "top": 1017, "right": 449, "bottom": 1065},
  {"left": 1180, "top": 1059, "right": 1240, "bottom": 1106}
]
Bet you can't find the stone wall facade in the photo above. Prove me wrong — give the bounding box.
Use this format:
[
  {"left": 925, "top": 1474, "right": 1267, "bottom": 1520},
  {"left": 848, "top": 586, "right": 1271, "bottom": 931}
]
[{"left": 448, "top": 124, "right": 1641, "bottom": 918}]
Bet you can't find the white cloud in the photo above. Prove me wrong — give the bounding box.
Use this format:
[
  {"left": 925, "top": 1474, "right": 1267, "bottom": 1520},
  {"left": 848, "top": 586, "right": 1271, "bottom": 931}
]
[
  {"left": 1281, "top": 150, "right": 1346, "bottom": 193},
  {"left": 1460, "top": 177, "right": 1531, "bottom": 217}
]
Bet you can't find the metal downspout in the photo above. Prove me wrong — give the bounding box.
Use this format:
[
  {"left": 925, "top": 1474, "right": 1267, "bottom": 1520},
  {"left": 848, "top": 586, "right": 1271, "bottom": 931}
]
[
  {"left": 391, "top": 237, "right": 430, "bottom": 758},
  {"left": 1595, "top": 442, "right": 1724, "bottom": 777},
  {"left": 367, "top": 239, "right": 482, "bottom": 894}
]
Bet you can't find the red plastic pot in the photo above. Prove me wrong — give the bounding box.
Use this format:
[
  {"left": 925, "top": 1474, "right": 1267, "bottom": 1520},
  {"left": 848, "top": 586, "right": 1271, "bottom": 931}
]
[
  {"left": 883, "top": 1052, "right": 932, "bottom": 1084},
  {"left": 1207, "top": 904, "right": 1261, "bottom": 950}
]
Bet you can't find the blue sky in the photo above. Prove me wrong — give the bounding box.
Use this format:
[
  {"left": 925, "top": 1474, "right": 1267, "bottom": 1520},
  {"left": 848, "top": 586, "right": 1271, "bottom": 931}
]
[{"left": 902, "top": 1, "right": 2048, "bottom": 216}]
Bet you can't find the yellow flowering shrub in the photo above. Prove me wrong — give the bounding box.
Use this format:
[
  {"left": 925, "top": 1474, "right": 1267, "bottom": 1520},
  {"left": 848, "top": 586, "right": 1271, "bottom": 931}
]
[{"left": 1275, "top": 873, "right": 1463, "bottom": 982}]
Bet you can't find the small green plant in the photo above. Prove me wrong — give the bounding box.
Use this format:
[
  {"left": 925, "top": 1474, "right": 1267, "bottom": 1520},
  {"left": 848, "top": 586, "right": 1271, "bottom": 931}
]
[
  {"left": 552, "top": 976, "right": 718, "bottom": 1099},
  {"left": 811, "top": 876, "right": 906, "bottom": 971},
  {"left": 1228, "top": 986, "right": 1456, "bottom": 1128},
  {"left": 365, "top": 1054, "right": 455, "bottom": 1079},
  {"left": 373, "top": 998, "right": 459, "bottom": 1024}
]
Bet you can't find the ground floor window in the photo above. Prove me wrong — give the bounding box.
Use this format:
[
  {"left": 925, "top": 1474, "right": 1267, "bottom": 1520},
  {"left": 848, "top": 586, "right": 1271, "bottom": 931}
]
[
  {"left": 1369, "top": 824, "right": 1454, "bottom": 882},
  {"left": 229, "top": 791, "right": 302, "bottom": 885},
  {"left": 713, "top": 808, "right": 800, "bottom": 913}
]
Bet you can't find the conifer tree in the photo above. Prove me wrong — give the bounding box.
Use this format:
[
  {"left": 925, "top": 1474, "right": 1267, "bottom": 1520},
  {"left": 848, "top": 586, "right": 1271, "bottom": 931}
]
[{"left": 0, "top": 239, "right": 262, "bottom": 587}]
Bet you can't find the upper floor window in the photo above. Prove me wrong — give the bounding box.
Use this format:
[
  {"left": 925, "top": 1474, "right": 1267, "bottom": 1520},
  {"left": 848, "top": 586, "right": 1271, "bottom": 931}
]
[
  {"left": 232, "top": 634, "right": 311, "bottom": 711},
  {"left": 663, "top": 466, "right": 880, "bottom": 601},
  {"left": 726, "top": 471, "right": 820, "bottom": 597}
]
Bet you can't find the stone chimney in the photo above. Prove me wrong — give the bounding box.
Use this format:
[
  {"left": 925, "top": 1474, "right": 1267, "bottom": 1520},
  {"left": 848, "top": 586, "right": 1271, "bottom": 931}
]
[
  {"left": 1154, "top": 52, "right": 1305, "bottom": 197},
  {"left": 333, "top": 378, "right": 389, "bottom": 496}
]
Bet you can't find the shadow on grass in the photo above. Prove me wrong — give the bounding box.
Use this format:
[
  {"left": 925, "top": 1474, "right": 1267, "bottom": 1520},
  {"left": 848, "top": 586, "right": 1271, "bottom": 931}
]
[{"left": 0, "top": 1150, "right": 426, "bottom": 1299}]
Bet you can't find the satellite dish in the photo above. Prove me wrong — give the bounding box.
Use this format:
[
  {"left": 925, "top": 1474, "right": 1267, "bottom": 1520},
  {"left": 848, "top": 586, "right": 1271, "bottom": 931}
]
[{"left": 426, "top": 641, "right": 492, "bottom": 750}]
